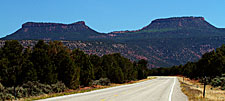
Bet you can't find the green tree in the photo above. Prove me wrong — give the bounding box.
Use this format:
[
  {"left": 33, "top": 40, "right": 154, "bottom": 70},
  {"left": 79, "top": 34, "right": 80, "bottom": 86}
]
[
  {"left": 72, "top": 49, "right": 94, "bottom": 86},
  {"left": 137, "top": 59, "right": 148, "bottom": 79},
  {"left": 0, "top": 40, "right": 23, "bottom": 87},
  {"left": 112, "top": 66, "right": 124, "bottom": 83},
  {"left": 90, "top": 55, "right": 104, "bottom": 80},
  {"left": 20, "top": 47, "right": 37, "bottom": 83},
  {"left": 31, "top": 40, "right": 57, "bottom": 84},
  {"left": 58, "top": 51, "right": 80, "bottom": 89}
]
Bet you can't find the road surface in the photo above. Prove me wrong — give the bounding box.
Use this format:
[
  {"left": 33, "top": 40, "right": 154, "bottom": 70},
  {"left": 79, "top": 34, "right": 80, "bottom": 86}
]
[{"left": 39, "top": 77, "right": 188, "bottom": 101}]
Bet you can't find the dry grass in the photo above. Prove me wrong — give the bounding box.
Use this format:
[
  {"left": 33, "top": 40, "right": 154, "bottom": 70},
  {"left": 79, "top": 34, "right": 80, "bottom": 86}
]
[{"left": 178, "top": 77, "right": 225, "bottom": 101}]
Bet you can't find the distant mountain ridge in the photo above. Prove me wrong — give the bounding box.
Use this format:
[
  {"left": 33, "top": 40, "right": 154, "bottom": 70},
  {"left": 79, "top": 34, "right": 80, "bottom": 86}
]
[{"left": 1, "top": 16, "right": 225, "bottom": 67}]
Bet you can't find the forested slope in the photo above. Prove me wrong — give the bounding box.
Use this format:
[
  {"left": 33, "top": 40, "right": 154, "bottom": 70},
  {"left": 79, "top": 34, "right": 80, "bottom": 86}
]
[{"left": 0, "top": 40, "right": 148, "bottom": 99}]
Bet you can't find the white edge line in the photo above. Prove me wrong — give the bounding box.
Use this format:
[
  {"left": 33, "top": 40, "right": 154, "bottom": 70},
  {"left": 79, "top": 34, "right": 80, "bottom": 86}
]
[{"left": 169, "top": 77, "right": 176, "bottom": 101}]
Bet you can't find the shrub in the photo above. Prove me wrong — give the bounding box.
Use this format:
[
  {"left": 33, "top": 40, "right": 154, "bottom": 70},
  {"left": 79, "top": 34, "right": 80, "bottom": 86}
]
[
  {"left": 21, "top": 81, "right": 67, "bottom": 96},
  {"left": 221, "top": 86, "right": 225, "bottom": 90},
  {"left": 3, "top": 86, "right": 27, "bottom": 98},
  {"left": 220, "top": 77, "right": 225, "bottom": 90},
  {"left": 22, "top": 81, "right": 45, "bottom": 96},
  {"left": 38, "top": 83, "right": 53, "bottom": 94},
  {"left": 222, "top": 74, "right": 225, "bottom": 77},
  {"left": 0, "top": 83, "right": 4, "bottom": 91},
  {"left": 211, "top": 77, "right": 221, "bottom": 87},
  {"left": 5, "top": 87, "right": 14, "bottom": 95},
  {"left": 0, "top": 93, "right": 15, "bottom": 100},
  {"left": 51, "top": 81, "right": 67, "bottom": 93},
  {"left": 0, "top": 83, "right": 15, "bottom": 100},
  {"left": 92, "top": 78, "right": 111, "bottom": 86},
  {"left": 210, "top": 76, "right": 225, "bottom": 90},
  {"left": 16, "top": 86, "right": 27, "bottom": 98}
]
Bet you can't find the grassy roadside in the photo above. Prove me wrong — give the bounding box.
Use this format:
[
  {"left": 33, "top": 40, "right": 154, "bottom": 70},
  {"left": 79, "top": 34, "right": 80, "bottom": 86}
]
[
  {"left": 20, "top": 76, "right": 156, "bottom": 101},
  {"left": 178, "top": 76, "right": 225, "bottom": 101}
]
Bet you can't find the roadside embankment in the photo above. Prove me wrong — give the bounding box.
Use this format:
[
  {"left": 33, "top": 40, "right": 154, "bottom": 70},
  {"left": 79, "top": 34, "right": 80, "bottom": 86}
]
[{"left": 178, "top": 77, "right": 225, "bottom": 101}]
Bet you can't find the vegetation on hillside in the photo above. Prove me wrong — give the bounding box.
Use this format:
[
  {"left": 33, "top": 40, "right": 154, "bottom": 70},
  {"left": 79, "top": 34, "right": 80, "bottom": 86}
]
[
  {"left": 0, "top": 40, "right": 148, "bottom": 100},
  {"left": 1, "top": 36, "right": 225, "bottom": 68},
  {"left": 149, "top": 45, "right": 225, "bottom": 90}
]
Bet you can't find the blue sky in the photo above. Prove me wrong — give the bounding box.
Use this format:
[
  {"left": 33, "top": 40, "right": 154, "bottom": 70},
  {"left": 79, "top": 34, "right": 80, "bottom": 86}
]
[{"left": 0, "top": 0, "right": 225, "bottom": 37}]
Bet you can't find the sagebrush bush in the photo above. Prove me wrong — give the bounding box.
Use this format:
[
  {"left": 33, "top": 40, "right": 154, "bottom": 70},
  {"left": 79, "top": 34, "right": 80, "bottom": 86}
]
[
  {"left": 0, "top": 81, "right": 67, "bottom": 100},
  {"left": 221, "top": 86, "right": 225, "bottom": 90},
  {"left": 22, "top": 81, "right": 45, "bottom": 96},
  {"left": 16, "top": 86, "right": 27, "bottom": 98},
  {"left": 92, "top": 78, "right": 111, "bottom": 86},
  {"left": 5, "top": 87, "right": 14, "bottom": 95},
  {"left": 0, "top": 83, "right": 4, "bottom": 91},
  {"left": 38, "top": 83, "right": 53, "bottom": 94},
  {"left": 0, "top": 83, "right": 14, "bottom": 100},
  {"left": 51, "top": 81, "right": 67, "bottom": 93},
  {"left": 211, "top": 77, "right": 221, "bottom": 87},
  {"left": 222, "top": 74, "right": 225, "bottom": 77},
  {"left": 0, "top": 93, "right": 15, "bottom": 100},
  {"left": 210, "top": 76, "right": 225, "bottom": 90},
  {"left": 220, "top": 77, "right": 225, "bottom": 90}
]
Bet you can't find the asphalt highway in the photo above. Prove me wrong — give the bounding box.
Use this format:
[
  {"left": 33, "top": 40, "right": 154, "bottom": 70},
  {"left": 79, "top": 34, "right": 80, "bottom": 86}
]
[{"left": 39, "top": 77, "right": 188, "bottom": 101}]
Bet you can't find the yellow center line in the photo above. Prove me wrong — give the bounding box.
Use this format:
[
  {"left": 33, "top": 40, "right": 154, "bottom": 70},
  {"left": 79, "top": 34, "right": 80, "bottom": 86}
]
[{"left": 100, "top": 99, "right": 105, "bottom": 101}]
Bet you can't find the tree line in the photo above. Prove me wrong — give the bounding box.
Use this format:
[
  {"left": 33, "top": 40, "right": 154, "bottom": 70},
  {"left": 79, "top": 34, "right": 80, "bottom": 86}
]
[{"left": 0, "top": 40, "right": 148, "bottom": 89}]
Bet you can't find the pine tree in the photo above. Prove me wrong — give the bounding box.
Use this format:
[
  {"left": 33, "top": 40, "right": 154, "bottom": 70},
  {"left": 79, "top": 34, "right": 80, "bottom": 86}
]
[
  {"left": 137, "top": 59, "right": 148, "bottom": 79},
  {"left": 20, "top": 47, "right": 37, "bottom": 83},
  {"left": 31, "top": 40, "right": 57, "bottom": 84},
  {"left": 90, "top": 55, "right": 104, "bottom": 80},
  {"left": 58, "top": 51, "right": 79, "bottom": 89},
  {"left": 72, "top": 49, "right": 94, "bottom": 86},
  {"left": 0, "top": 40, "right": 23, "bottom": 87}
]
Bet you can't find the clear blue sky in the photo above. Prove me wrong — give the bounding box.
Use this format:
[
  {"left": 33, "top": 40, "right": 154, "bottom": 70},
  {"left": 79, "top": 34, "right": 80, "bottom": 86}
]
[{"left": 1, "top": 0, "right": 225, "bottom": 37}]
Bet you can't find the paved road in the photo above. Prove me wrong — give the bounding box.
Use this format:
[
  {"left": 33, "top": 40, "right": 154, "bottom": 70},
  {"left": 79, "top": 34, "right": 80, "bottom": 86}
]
[{"left": 39, "top": 77, "right": 188, "bottom": 101}]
